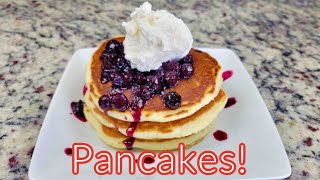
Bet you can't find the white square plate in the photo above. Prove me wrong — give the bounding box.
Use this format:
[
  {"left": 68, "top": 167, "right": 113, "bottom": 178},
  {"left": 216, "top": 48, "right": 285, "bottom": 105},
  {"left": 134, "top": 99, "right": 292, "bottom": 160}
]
[{"left": 29, "top": 48, "right": 291, "bottom": 180}]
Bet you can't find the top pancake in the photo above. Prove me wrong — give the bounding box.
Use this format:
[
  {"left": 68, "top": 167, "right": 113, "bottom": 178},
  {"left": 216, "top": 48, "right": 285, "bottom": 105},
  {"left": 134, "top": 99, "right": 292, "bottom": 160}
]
[{"left": 87, "top": 36, "right": 223, "bottom": 122}]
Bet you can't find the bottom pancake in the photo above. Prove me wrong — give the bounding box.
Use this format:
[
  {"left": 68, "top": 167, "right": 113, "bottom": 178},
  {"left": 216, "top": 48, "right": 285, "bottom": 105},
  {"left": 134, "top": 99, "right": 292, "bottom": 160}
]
[{"left": 84, "top": 104, "right": 214, "bottom": 150}]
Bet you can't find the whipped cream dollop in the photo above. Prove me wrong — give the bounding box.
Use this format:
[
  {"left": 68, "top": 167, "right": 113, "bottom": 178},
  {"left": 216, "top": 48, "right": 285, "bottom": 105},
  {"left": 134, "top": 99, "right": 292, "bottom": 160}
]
[{"left": 122, "top": 2, "right": 193, "bottom": 72}]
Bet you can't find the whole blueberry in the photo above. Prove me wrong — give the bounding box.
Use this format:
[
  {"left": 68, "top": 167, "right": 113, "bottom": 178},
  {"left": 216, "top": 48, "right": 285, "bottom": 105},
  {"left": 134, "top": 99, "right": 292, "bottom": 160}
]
[
  {"left": 98, "top": 95, "right": 111, "bottom": 112},
  {"left": 108, "top": 69, "right": 121, "bottom": 81},
  {"left": 163, "top": 61, "right": 180, "bottom": 72},
  {"left": 123, "top": 72, "right": 134, "bottom": 88},
  {"left": 122, "top": 64, "right": 134, "bottom": 73},
  {"left": 146, "top": 75, "right": 162, "bottom": 93},
  {"left": 153, "top": 67, "right": 165, "bottom": 76},
  {"left": 114, "top": 56, "right": 129, "bottom": 70},
  {"left": 135, "top": 72, "right": 146, "bottom": 85},
  {"left": 101, "top": 71, "right": 109, "bottom": 84},
  {"left": 112, "top": 73, "right": 125, "bottom": 87},
  {"left": 105, "top": 40, "right": 121, "bottom": 53},
  {"left": 110, "top": 93, "right": 128, "bottom": 112},
  {"left": 179, "top": 54, "right": 193, "bottom": 64},
  {"left": 109, "top": 88, "right": 124, "bottom": 95},
  {"left": 164, "top": 71, "right": 179, "bottom": 88},
  {"left": 131, "top": 85, "right": 142, "bottom": 96},
  {"left": 100, "top": 50, "right": 117, "bottom": 62},
  {"left": 164, "top": 91, "right": 181, "bottom": 110},
  {"left": 140, "top": 85, "right": 153, "bottom": 100},
  {"left": 102, "top": 61, "right": 115, "bottom": 70},
  {"left": 180, "top": 63, "right": 194, "bottom": 79}
]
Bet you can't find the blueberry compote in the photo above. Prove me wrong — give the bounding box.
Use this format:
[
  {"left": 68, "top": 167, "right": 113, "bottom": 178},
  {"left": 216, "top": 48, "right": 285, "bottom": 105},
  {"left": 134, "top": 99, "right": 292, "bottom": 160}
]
[
  {"left": 71, "top": 100, "right": 86, "bottom": 122},
  {"left": 98, "top": 39, "right": 195, "bottom": 149}
]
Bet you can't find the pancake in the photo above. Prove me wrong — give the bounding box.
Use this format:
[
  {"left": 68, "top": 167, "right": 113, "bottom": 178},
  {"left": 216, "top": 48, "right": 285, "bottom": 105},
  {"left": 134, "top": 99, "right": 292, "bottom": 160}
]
[
  {"left": 85, "top": 90, "right": 227, "bottom": 139},
  {"left": 84, "top": 104, "right": 215, "bottom": 150},
  {"left": 86, "top": 36, "right": 223, "bottom": 122}
]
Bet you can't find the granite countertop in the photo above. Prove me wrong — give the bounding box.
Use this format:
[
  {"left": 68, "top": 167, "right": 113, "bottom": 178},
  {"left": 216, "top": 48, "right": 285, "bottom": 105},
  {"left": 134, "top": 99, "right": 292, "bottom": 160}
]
[{"left": 0, "top": 0, "right": 319, "bottom": 179}]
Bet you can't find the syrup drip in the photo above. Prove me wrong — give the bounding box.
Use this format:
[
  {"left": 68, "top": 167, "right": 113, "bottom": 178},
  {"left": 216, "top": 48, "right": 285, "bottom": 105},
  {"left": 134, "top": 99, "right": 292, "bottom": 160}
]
[
  {"left": 213, "top": 130, "right": 228, "bottom": 141},
  {"left": 123, "top": 109, "right": 142, "bottom": 150},
  {"left": 225, "top": 97, "right": 237, "bottom": 108},
  {"left": 222, "top": 70, "right": 233, "bottom": 81},
  {"left": 131, "top": 110, "right": 142, "bottom": 122},
  {"left": 126, "top": 110, "right": 141, "bottom": 137},
  {"left": 123, "top": 137, "right": 135, "bottom": 150},
  {"left": 126, "top": 122, "right": 138, "bottom": 137}
]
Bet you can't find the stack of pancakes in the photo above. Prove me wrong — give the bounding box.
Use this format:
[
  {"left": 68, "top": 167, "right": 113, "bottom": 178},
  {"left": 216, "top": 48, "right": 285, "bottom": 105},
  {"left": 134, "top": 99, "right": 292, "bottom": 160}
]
[{"left": 84, "top": 37, "right": 227, "bottom": 150}]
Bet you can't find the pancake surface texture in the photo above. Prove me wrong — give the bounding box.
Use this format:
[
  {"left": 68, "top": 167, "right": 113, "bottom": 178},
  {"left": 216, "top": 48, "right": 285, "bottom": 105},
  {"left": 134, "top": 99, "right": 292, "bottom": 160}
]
[{"left": 87, "top": 36, "right": 223, "bottom": 122}]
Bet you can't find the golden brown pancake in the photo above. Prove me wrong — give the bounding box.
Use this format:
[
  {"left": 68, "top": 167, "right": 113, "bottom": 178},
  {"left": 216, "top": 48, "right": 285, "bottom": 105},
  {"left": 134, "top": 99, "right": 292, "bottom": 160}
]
[
  {"left": 84, "top": 104, "right": 215, "bottom": 150},
  {"left": 85, "top": 90, "right": 227, "bottom": 139},
  {"left": 87, "top": 36, "right": 223, "bottom": 122}
]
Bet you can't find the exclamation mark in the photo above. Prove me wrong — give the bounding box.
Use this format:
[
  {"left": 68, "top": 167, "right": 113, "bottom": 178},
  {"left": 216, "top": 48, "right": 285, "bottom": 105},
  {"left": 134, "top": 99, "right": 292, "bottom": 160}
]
[{"left": 238, "top": 143, "right": 246, "bottom": 175}]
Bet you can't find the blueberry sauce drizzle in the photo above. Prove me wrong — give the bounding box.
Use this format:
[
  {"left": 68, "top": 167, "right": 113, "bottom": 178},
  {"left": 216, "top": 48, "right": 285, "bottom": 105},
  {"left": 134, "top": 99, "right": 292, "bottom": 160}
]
[
  {"left": 222, "top": 70, "right": 233, "bottom": 81},
  {"left": 213, "top": 130, "right": 228, "bottom": 141},
  {"left": 225, "top": 97, "right": 237, "bottom": 108},
  {"left": 83, "top": 84, "right": 88, "bottom": 95},
  {"left": 70, "top": 100, "right": 87, "bottom": 122},
  {"left": 124, "top": 109, "right": 142, "bottom": 149},
  {"left": 64, "top": 148, "right": 72, "bottom": 156},
  {"left": 123, "top": 137, "right": 135, "bottom": 150},
  {"left": 131, "top": 110, "right": 142, "bottom": 122},
  {"left": 126, "top": 122, "right": 138, "bottom": 137},
  {"left": 126, "top": 110, "right": 142, "bottom": 137}
]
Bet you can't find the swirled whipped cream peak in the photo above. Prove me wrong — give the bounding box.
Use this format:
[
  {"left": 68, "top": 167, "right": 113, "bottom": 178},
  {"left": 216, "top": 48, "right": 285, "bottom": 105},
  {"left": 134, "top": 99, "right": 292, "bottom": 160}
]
[{"left": 122, "top": 2, "right": 193, "bottom": 72}]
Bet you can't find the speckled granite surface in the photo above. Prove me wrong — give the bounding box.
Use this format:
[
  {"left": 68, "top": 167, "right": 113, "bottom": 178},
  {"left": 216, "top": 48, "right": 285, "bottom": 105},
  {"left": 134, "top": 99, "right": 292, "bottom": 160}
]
[{"left": 0, "top": 0, "right": 319, "bottom": 179}]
